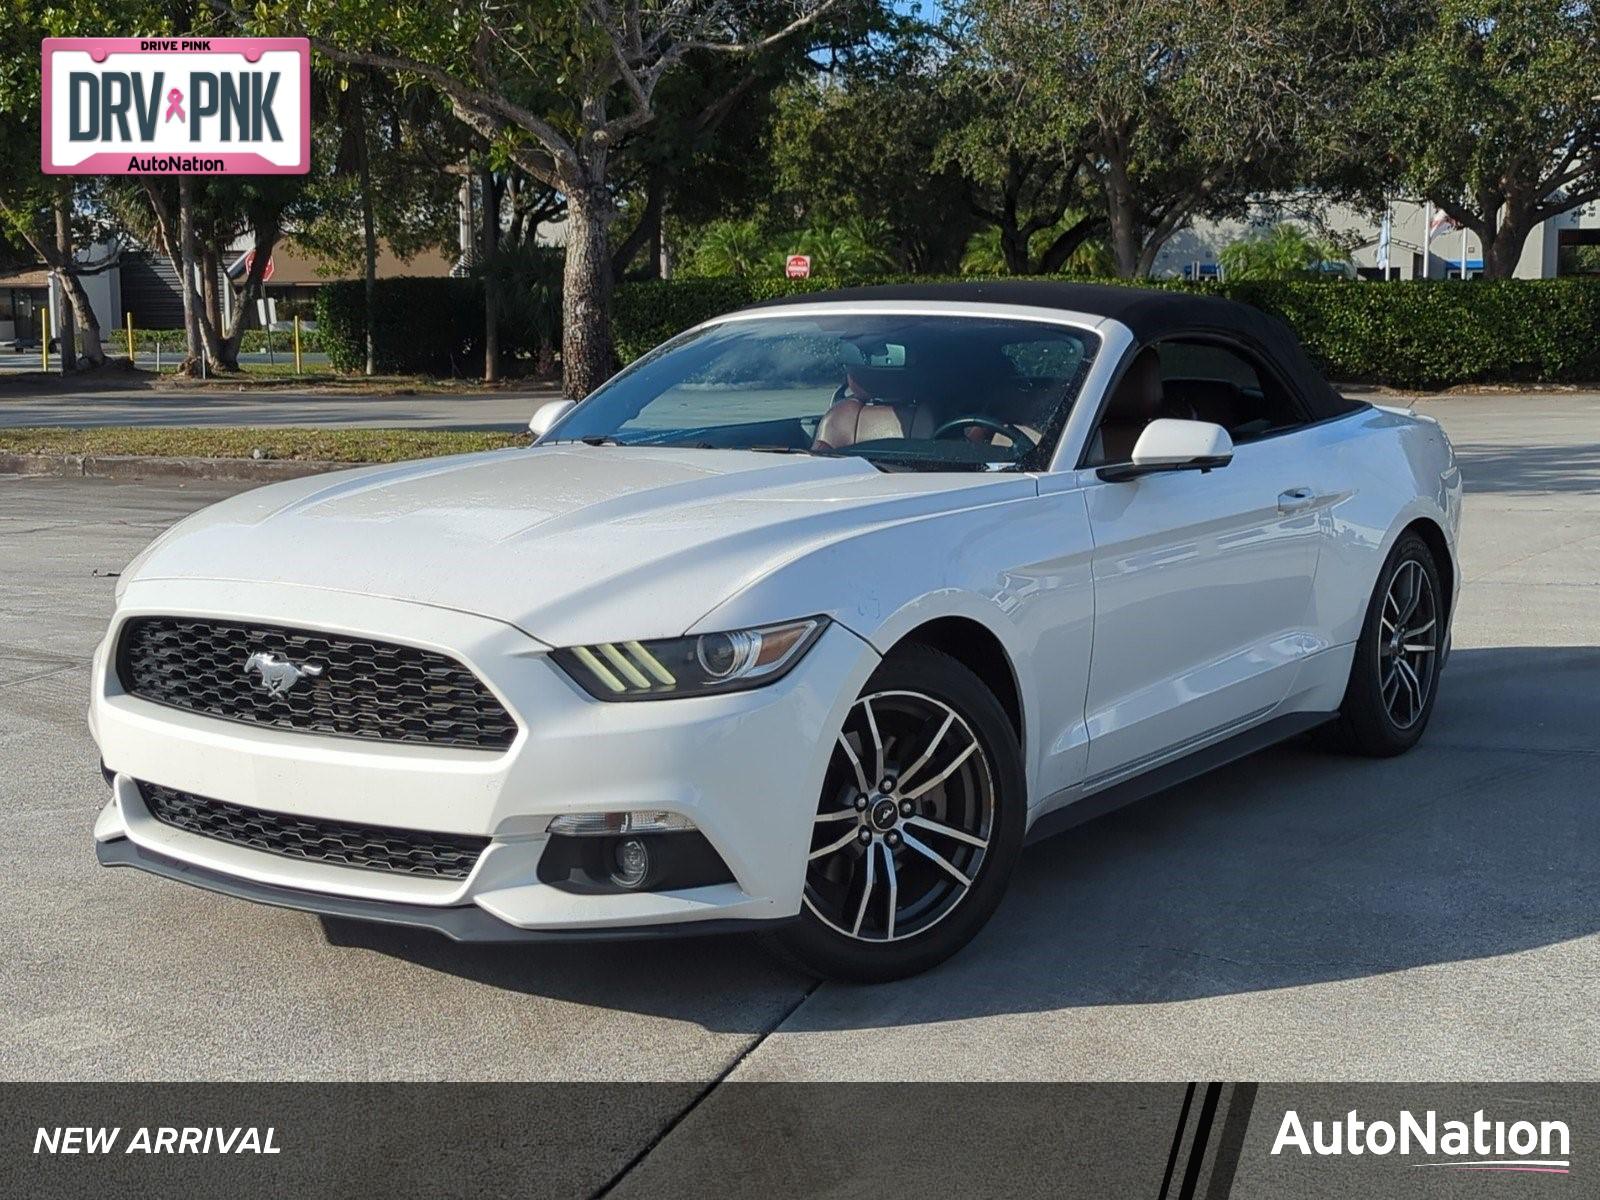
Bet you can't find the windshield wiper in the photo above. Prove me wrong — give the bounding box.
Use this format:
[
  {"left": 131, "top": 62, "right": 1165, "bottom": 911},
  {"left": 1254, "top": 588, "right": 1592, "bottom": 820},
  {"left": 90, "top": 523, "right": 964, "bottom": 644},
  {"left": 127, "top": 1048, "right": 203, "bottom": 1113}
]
[{"left": 744, "top": 445, "right": 822, "bottom": 456}]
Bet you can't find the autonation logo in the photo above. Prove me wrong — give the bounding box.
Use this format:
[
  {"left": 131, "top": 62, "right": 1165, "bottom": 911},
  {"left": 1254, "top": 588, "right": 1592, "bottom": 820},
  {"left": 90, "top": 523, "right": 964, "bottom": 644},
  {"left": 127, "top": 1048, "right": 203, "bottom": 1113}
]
[{"left": 1272, "top": 1108, "right": 1571, "bottom": 1175}]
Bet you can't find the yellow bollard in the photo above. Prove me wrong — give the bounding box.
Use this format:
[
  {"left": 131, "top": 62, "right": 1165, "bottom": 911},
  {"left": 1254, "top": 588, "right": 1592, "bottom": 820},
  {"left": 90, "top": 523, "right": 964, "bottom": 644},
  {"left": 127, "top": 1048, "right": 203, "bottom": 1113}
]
[
  {"left": 126, "top": 311, "right": 135, "bottom": 360},
  {"left": 41, "top": 305, "right": 49, "bottom": 372},
  {"left": 293, "top": 315, "right": 302, "bottom": 374}
]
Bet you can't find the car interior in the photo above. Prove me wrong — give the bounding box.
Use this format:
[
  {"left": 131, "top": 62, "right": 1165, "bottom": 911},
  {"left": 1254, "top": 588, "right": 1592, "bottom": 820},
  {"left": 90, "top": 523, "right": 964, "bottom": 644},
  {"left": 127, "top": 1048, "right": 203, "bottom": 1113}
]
[
  {"left": 571, "top": 317, "right": 1093, "bottom": 467},
  {"left": 1082, "top": 338, "right": 1310, "bottom": 467},
  {"left": 808, "top": 339, "right": 1079, "bottom": 459}
]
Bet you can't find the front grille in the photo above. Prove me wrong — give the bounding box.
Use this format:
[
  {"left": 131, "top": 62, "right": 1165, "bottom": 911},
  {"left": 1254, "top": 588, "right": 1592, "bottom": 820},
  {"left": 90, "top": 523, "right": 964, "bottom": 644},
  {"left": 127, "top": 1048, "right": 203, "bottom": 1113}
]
[
  {"left": 138, "top": 781, "right": 488, "bottom": 880},
  {"left": 116, "top": 617, "right": 517, "bottom": 751}
]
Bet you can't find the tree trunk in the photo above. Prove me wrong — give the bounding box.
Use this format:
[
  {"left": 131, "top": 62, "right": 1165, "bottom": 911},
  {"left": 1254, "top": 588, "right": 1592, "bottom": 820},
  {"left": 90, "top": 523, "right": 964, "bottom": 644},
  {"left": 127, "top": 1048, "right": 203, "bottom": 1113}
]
[
  {"left": 1483, "top": 220, "right": 1532, "bottom": 279},
  {"left": 53, "top": 197, "right": 77, "bottom": 372},
  {"left": 222, "top": 228, "right": 278, "bottom": 360},
  {"left": 1035, "top": 215, "right": 1103, "bottom": 276},
  {"left": 998, "top": 221, "right": 1031, "bottom": 275},
  {"left": 561, "top": 186, "right": 615, "bottom": 400},
  {"left": 201, "top": 247, "right": 238, "bottom": 371},
  {"left": 610, "top": 168, "right": 666, "bottom": 282},
  {"left": 177, "top": 177, "right": 204, "bottom": 374},
  {"left": 480, "top": 160, "right": 500, "bottom": 384},
  {"left": 357, "top": 101, "right": 378, "bottom": 377},
  {"left": 1100, "top": 143, "right": 1145, "bottom": 280},
  {"left": 1135, "top": 237, "right": 1166, "bottom": 279},
  {"left": 1105, "top": 190, "right": 1142, "bottom": 279},
  {"left": 59, "top": 271, "right": 106, "bottom": 367}
]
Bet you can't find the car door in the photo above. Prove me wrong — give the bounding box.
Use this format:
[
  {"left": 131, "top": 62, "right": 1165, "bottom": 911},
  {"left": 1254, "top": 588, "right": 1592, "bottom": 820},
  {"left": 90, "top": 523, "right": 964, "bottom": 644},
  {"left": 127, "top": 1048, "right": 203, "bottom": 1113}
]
[{"left": 1078, "top": 337, "right": 1324, "bottom": 784}]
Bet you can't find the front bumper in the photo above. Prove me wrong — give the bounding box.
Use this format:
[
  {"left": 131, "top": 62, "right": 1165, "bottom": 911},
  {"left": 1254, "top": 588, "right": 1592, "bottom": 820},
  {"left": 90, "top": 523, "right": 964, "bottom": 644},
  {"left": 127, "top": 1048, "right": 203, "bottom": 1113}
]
[
  {"left": 94, "top": 837, "right": 790, "bottom": 941},
  {"left": 92, "top": 578, "right": 878, "bottom": 938}
]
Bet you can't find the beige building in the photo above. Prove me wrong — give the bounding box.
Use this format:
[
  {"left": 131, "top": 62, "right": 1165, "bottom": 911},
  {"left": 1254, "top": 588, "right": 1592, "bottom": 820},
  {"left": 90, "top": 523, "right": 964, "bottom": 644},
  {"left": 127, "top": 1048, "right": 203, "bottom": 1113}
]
[{"left": 1153, "top": 196, "right": 1600, "bottom": 281}]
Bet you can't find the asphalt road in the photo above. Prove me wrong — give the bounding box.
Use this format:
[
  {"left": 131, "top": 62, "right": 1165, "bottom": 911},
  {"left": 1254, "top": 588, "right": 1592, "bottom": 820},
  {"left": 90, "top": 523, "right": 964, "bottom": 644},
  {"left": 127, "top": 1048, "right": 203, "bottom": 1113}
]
[
  {"left": 2, "top": 394, "right": 1596, "bottom": 1101},
  {"left": 0, "top": 384, "right": 558, "bottom": 430}
]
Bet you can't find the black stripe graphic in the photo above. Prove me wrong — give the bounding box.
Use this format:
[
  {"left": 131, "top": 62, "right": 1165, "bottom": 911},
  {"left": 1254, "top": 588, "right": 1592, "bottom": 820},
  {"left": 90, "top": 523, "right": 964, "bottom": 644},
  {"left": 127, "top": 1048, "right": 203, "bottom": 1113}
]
[
  {"left": 1158, "top": 1082, "right": 1198, "bottom": 1200},
  {"left": 1177, "top": 1082, "right": 1225, "bottom": 1200},
  {"left": 1204, "top": 1083, "right": 1259, "bottom": 1200}
]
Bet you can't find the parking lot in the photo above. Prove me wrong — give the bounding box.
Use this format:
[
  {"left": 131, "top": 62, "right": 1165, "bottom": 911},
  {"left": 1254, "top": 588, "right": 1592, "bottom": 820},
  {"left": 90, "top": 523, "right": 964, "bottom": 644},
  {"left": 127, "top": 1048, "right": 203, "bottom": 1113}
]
[{"left": 2, "top": 393, "right": 1596, "bottom": 1097}]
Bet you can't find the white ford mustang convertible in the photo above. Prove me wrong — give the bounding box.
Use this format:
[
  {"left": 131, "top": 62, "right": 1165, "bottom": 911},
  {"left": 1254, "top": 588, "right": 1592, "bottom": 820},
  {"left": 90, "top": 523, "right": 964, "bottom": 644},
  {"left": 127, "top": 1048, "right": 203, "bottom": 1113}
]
[{"left": 91, "top": 283, "right": 1461, "bottom": 980}]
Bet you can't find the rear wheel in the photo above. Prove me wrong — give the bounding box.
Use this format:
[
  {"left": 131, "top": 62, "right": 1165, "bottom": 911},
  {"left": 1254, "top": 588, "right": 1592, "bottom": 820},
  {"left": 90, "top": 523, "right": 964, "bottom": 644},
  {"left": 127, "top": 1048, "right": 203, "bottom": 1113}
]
[
  {"left": 1326, "top": 531, "right": 1444, "bottom": 756},
  {"left": 774, "top": 645, "right": 1024, "bottom": 982}
]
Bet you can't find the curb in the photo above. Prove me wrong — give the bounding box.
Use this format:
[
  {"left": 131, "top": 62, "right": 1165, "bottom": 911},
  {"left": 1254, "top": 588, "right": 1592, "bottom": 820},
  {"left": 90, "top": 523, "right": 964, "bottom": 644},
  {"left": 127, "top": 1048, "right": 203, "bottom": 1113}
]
[{"left": 0, "top": 452, "right": 345, "bottom": 483}]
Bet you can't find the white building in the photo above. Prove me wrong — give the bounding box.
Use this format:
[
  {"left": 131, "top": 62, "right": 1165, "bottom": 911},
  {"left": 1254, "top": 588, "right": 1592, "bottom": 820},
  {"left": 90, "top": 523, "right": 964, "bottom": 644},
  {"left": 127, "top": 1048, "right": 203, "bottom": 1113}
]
[{"left": 1153, "top": 196, "right": 1600, "bottom": 280}]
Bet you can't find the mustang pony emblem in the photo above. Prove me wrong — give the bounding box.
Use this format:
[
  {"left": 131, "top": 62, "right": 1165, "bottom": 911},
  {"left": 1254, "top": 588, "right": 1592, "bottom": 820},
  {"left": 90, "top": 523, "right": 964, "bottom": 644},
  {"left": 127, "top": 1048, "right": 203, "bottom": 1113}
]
[{"left": 243, "top": 651, "right": 324, "bottom": 697}]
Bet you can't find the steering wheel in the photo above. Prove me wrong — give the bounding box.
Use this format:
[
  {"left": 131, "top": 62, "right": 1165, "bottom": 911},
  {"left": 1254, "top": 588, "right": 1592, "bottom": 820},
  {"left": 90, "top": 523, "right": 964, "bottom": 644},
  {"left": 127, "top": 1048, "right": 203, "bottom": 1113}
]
[{"left": 931, "top": 415, "right": 1037, "bottom": 455}]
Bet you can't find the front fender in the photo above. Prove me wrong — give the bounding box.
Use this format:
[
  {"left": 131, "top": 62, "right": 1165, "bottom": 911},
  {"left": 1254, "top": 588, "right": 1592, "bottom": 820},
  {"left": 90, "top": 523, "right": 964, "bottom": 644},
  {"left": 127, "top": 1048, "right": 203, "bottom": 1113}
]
[{"left": 693, "top": 484, "right": 1098, "bottom": 808}]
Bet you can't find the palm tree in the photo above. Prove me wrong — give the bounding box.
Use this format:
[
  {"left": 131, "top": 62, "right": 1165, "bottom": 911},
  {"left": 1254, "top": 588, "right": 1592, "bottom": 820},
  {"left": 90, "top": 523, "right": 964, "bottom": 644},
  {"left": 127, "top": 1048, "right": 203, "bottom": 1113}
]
[
  {"left": 689, "top": 218, "right": 774, "bottom": 276},
  {"left": 960, "top": 217, "right": 1113, "bottom": 277},
  {"left": 1218, "top": 224, "right": 1352, "bottom": 281},
  {"left": 792, "top": 217, "right": 897, "bottom": 276}
]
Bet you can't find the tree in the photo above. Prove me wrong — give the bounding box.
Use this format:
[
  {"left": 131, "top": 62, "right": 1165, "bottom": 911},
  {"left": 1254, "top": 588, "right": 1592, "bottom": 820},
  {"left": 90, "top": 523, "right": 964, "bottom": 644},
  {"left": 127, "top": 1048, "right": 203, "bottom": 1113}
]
[
  {"left": 0, "top": 9, "right": 121, "bottom": 366},
  {"left": 684, "top": 217, "right": 776, "bottom": 276},
  {"left": 936, "top": 52, "right": 1104, "bottom": 276},
  {"left": 959, "top": 219, "right": 1114, "bottom": 277},
  {"left": 768, "top": 45, "right": 979, "bottom": 273},
  {"left": 1219, "top": 223, "right": 1353, "bottom": 280},
  {"left": 953, "top": 0, "right": 1378, "bottom": 277},
  {"left": 0, "top": 156, "right": 115, "bottom": 368},
  {"left": 1363, "top": 0, "right": 1600, "bottom": 278},
  {"left": 295, "top": 0, "right": 844, "bottom": 398}
]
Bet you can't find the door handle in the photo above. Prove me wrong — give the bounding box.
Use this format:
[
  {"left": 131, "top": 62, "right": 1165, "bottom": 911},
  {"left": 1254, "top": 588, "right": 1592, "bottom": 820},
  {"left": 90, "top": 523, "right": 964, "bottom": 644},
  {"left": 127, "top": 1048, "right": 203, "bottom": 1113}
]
[{"left": 1277, "top": 487, "right": 1315, "bottom": 514}]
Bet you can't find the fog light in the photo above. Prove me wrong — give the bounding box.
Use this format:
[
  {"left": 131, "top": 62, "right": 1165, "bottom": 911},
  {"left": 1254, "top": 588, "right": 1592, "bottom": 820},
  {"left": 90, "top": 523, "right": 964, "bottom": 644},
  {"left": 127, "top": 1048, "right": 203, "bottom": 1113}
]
[{"left": 611, "top": 838, "right": 651, "bottom": 888}]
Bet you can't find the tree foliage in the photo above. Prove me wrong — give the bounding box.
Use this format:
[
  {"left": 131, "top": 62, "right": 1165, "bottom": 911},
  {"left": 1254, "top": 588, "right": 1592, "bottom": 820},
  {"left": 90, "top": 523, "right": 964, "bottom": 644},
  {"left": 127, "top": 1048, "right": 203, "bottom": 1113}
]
[
  {"left": 1360, "top": 0, "right": 1600, "bottom": 277},
  {"left": 1219, "top": 223, "right": 1354, "bottom": 280}
]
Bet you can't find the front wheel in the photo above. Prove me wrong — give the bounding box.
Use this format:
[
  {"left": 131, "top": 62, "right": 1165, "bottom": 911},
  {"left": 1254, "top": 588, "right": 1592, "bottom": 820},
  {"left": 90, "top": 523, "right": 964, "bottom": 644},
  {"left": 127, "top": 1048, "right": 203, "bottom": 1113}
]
[{"left": 774, "top": 645, "right": 1024, "bottom": 982}]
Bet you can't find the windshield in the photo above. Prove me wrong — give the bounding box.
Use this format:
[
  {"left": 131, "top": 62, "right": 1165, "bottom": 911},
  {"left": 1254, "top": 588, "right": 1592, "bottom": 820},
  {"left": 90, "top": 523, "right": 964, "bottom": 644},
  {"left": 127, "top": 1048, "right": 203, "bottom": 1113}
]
[{"left": 548, "top": 314, "right": 1099, "bottom": 471}]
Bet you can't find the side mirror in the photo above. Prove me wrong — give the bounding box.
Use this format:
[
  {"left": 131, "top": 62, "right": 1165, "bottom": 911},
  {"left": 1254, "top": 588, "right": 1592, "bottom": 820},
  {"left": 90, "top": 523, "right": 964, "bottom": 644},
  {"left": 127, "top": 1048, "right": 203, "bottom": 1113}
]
[
  {"left": 1099, "top": 418, "right": 1233, "bottom": 482},
  {"left": 528, "top": 399, "right": 575, "bottom": 442}
]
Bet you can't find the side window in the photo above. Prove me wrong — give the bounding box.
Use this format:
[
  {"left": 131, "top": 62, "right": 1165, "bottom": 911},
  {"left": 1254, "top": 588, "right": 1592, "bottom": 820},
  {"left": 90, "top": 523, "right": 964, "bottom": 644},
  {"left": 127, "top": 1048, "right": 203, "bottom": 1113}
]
[{"left": 1155, "top": 340, "right": 1306, "bottom": 442}]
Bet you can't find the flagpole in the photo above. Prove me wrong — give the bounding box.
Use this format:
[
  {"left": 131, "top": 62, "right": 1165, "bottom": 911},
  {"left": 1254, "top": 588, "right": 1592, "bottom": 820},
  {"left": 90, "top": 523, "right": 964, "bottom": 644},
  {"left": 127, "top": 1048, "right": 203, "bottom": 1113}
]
[
  {"left": 1460, "top": 226, "right": 1469, "bottom": 280},
  {"left": 1423, "top": 201, "right": 1432, "bottom": 278}
]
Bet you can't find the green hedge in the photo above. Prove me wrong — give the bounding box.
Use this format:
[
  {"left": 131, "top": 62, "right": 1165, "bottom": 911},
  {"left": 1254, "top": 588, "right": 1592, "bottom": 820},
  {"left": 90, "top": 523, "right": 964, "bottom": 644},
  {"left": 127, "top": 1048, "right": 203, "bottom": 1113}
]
[
  {"left": 613, "top": 275, "right": 1600, "bottom": 388},
  {"left": 316, "top": 278, "right": 486, "bottom": 375},
  {"left": 314, "top": 271, "right": 561, "bottom": 376}
]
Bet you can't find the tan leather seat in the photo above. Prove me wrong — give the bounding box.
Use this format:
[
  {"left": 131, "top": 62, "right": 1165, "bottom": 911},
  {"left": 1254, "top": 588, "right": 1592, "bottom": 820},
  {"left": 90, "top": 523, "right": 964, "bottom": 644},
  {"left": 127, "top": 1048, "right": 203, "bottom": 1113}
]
[
  {"left": 813, "top": 397, "right": 915, "bottom": 451},
  {"left": 1087, "top": 347, "right": 1165, "bottom": 465}
]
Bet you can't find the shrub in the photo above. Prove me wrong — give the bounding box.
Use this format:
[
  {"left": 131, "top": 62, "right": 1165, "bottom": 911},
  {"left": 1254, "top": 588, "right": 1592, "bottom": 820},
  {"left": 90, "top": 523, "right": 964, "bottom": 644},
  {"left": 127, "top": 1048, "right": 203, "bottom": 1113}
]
[
  {"left": 116, "top": 327, "right": 324, "bottom": 355},
  {"left": 315, "top": 278, "right": 486, "bottom": 375},
  {"left": 614, "top": 275, "right": 1600, "bottom": 388}
]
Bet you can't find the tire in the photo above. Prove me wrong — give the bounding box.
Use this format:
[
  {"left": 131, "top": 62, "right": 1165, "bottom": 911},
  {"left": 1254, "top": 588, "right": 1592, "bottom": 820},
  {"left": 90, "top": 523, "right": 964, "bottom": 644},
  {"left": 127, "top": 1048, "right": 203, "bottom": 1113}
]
[
  {"left": 1325, "top": 531, "right": 1445, "bottom": 757},
  {"left": 772, "top": 644, "right": 1025, "bottom": 982}
]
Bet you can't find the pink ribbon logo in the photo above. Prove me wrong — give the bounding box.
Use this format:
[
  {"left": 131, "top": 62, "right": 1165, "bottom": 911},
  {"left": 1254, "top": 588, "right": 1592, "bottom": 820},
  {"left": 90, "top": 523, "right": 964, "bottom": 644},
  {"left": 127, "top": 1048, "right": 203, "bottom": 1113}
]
[{"left": 164, "top": 88, "right": 185, "bottom": 123}]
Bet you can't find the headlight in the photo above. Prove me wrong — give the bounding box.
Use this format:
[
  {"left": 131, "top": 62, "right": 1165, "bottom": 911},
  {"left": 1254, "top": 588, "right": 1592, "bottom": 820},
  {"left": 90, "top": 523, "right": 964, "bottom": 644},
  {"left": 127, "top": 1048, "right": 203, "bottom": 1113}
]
[{"left": 551, "top": 617, "right": 827, "bottom": 701}]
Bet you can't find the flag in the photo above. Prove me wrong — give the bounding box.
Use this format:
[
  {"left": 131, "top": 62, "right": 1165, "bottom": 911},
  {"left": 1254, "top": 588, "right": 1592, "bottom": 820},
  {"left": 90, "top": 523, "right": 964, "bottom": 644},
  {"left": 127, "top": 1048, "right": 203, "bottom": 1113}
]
[
  {"left": 1427, "top": 208, "right": 1458, "bottom": 243},
  {"left": 1376, "top": 210, "right": 1392, "bottom": 272}
]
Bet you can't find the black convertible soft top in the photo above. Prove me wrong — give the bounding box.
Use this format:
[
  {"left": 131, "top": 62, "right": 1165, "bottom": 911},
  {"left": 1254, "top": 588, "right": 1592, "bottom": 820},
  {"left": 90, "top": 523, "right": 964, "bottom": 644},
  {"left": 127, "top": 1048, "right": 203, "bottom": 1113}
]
[{"left": 746, "top": 280, "right": 1363, "bottom": 421}]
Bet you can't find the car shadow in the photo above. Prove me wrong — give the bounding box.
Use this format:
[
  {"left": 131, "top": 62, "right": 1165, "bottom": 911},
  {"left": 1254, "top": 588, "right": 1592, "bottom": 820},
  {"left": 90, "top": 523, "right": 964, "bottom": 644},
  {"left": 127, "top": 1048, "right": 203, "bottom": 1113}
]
[
  {"left": 1454, "top": 440, "right": 1600, "bottom": 494},
  {"left": 323, "top": 644, "right": 1600, "bottom": 1029}
]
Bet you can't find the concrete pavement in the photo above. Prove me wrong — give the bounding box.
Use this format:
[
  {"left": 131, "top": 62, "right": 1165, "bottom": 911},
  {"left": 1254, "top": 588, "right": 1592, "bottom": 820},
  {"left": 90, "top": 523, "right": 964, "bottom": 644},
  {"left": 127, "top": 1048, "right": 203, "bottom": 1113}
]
[{"left": 1, "top": 393, "right": 1596, "bottom": 1087}]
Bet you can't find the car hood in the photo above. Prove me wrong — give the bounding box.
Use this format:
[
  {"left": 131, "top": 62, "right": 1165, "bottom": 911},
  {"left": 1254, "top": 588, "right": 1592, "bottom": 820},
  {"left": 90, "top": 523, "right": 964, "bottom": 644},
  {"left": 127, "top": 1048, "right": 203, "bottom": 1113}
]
[{"left": 126, "top": 445, "right": 1036, "bottom": 645}]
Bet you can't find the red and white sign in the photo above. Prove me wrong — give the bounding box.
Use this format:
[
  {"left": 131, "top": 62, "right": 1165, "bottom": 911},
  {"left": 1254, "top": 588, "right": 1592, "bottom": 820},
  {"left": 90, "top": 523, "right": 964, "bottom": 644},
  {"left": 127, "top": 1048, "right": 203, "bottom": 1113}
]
[
  {"left": 243, "top": 249, "right": 275, "bottom": 282},
  {"left": 42, "top": 37, "right": 310, "bottom": 175},
  {"left": 785, "top": 254, "right": 812, "bottom": 279}
]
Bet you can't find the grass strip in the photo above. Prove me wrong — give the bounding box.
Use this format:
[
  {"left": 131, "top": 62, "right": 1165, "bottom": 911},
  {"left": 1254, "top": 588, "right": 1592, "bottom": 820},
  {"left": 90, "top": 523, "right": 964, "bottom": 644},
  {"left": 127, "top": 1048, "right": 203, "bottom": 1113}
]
[{"left": 0, "top": 426, "right": 525, "bottom": 464}]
